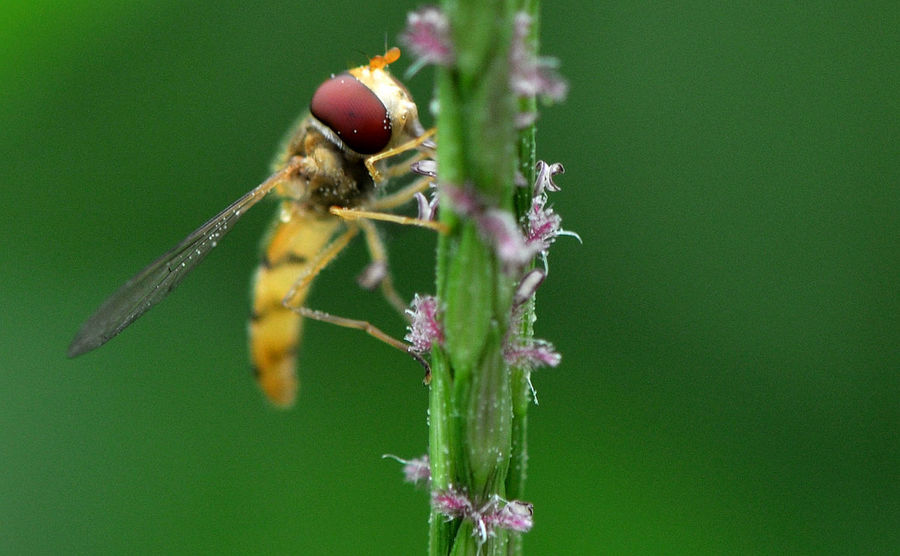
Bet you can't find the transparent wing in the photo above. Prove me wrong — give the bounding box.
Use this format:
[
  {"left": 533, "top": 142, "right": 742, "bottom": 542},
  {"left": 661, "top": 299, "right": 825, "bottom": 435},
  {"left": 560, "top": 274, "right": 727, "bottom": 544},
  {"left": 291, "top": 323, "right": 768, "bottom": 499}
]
[{"left": 67, "top": 163, "right": 300, "bottom": 357}]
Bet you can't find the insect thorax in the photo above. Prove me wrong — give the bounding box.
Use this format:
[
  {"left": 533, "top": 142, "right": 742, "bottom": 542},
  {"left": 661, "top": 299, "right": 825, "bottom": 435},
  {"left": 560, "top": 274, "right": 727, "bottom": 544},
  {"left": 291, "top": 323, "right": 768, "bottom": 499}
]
[{"left": 275, "top": 116, "right": 375, "bottom": 212}]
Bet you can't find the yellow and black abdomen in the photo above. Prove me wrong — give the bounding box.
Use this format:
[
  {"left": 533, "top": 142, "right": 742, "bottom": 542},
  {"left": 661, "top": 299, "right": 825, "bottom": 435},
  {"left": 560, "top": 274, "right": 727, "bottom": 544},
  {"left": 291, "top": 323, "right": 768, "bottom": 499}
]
[{"left": 249, "top": 201, "right": 341, "bottom": 407}]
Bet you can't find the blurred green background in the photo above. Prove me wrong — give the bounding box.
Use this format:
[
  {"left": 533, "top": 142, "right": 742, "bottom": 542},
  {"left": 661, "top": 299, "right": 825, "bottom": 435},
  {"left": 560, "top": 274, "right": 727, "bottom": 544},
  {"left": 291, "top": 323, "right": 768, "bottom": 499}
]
[{"left": 2, "top": 1, "right": 896, "bottom": 553}]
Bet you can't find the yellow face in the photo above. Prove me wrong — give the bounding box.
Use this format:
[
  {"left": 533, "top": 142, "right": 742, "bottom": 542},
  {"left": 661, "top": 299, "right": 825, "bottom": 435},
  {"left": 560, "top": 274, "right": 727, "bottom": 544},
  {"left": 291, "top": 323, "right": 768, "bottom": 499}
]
[{"left": 349, "top": 53, "right": 424, "bottom": 150}]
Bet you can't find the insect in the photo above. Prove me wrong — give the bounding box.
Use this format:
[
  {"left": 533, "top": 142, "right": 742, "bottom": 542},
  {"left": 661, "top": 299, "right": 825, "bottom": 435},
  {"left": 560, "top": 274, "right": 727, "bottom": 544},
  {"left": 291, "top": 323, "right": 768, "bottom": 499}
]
[{"left": 68, "top": 47, "right": 438, "bottom": 407}]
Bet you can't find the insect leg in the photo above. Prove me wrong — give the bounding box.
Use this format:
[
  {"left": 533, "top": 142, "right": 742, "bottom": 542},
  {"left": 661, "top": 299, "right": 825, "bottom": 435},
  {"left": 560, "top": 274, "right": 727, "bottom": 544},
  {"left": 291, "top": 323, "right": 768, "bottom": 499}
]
[
  {"left": 281, "top": 224, "right": 360, "bottom": 308},
  {"left": 295, "top": 307, "right": 431, "bottom": 384},
  {"left": 381, "top": 150, "right": 428, "bottom": 179},
  {"left": 278, "top": 221, "right": 431, "bottom": 384},
  {"left": 365, "top": 127, "right": 436, "bottom": 182},
  {"left": 371, "top": 175, "right": 433, "bottom": 211},
  {"left": 330, "top": 206, "right": 448, "bottom": 234},
  {"left": 355, "top": 218, "right": 408, "bottom": 317}
]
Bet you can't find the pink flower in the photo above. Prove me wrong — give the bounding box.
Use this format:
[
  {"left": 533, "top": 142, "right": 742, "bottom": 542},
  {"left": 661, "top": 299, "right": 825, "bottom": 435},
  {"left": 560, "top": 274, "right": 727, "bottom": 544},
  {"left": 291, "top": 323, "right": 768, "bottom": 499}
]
[
  {"left": 432, "top": 488, "right": 535, "bottom": 543},
  {"left": 504, "top": 337, "right": 561, "bottom": 370},
  {"left": 405, "top": 294, "right": 444, "bottom": 353},
  {"left": 442, "top": 183, "right": 542, "bottom": 273},
  {"left": 400, "top": 7, "right": 455, "bottom": 67},
  {"left": 534, "top": 160, "right": 564, "bottom": 195},
  {"left": 510, "top": 12, "right": 568, "bottom": 102}
]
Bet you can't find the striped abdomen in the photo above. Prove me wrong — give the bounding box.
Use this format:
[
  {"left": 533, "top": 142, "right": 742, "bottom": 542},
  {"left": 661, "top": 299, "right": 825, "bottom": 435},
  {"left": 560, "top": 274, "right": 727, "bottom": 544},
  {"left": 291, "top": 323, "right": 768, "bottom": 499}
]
[{"left": 249, "top": 202, "right": 340, "bottom": 407}]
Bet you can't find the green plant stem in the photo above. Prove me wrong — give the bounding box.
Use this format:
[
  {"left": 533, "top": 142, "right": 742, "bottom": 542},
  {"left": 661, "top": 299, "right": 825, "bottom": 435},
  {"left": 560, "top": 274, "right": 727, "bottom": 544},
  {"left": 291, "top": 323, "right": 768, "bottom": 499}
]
[
  {"left": 507, "top": 3, "right": 540, "bottom": 555},
  {"left": 428, "top": 0, "right": 534, "bottom": 554}
]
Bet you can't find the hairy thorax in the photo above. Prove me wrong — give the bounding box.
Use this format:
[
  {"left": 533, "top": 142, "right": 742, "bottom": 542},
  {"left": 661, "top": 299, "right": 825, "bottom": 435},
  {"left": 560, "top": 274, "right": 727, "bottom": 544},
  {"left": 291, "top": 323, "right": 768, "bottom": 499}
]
[{"left": 275, "top": 117, "right": 376, "bottom": 213}]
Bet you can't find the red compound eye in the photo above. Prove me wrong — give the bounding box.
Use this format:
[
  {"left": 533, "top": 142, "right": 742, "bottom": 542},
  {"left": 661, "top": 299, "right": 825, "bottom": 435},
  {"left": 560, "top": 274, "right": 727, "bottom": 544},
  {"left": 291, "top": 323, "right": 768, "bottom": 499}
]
[{"left": 310, "top": 73, "right": 392, "bottom": 155}]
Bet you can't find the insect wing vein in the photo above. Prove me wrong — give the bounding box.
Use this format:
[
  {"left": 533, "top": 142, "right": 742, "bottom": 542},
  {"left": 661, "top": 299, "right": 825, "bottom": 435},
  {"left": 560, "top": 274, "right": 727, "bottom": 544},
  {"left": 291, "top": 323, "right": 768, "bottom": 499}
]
[{"left": 67, "top": 178, "right": 281, "bottom": 357}]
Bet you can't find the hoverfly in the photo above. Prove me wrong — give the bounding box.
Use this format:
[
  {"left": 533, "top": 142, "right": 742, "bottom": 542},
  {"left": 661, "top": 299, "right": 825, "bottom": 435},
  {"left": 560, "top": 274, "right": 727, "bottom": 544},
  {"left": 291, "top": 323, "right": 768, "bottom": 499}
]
[{"left": 68, "top": 48, "right": 437, "bottom": 407}]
